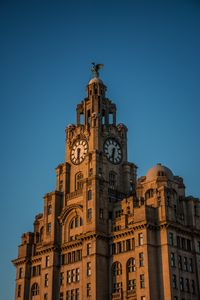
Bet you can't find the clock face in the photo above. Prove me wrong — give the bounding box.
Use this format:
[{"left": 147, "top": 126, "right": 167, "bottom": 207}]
[
  {"left": 103, "top": 138, "right": 122, "bottom": 164},
  {"left": 70, "top": 139, "right": 88, "bottom": 165}
]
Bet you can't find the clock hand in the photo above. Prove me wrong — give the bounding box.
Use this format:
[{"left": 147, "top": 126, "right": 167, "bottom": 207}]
[
  {"left": 111, "top": 147, "right": 115, "bottom": 161},
  {"left": 77, "top": 148, "right": 81, "bottom": 162}
]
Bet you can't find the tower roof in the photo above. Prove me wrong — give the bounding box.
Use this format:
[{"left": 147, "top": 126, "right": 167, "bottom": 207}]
[
  {"left": 88, "top": 77, "right": 104, "bottom": 85},
  {"left": 146, "top": 163, "right": 174, "bottom": 181}
]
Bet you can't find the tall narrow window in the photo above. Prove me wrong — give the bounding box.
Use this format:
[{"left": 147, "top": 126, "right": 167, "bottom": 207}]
[
  {"left": 47, "top": 223, "right": 51, "bottom": 233},
  {"left": 75, "top": 172, "right": 83, "bottom": 190},
  {"left": 87, "top": 243, "right": 92, "bottom": 255},
  {"left": 19, "top": 267, "right": 23, "bottom": 279},
  {"left": 169, "top": 232, "right": 174, "bottom": 246},
  {"left": 60, "top": 272, "right": 64, "bottom": 286},
  {"left": 171, "top": 253, "right": 175, "bottom": 267},
  {"left": 87, "top": 208, "right": 92, "bottom": 221},
  {"left": 47, "top": 204, "right": 52, "bottom": 215},
  {"left": 180, "top": 277, "right": 184, "bottom": 291},
  {"left": 87, "top": 262, "right": 91, "bottom": 276},
  {"left": 140, "top": 274, "right": 145, "bottom": 288},
  {"left": 87, "top": 190, "right": 92, "bottom": 201},
  {"left": 109, "top": 171, "right": 116, "bottom": 189},
  {"left": 44, "top": 293, "right": 48, "bottom": 300},
  {"left": 44, "top": 273, "right": 48, "bottom": 287},
  {"left": 40, "top": 227, "right": 44, "bottom": 242},
  {"left": 178, "top": 255, "right": 182, "bottom": 270},
  {"left": 87, "top": 283, "right": 91, "bottom": 297},
  {"left": 59, "top": 292, "right": 63, "bottom": 300},
  {"left": 76, "top": 268, "right": 80, "bottom": 282},
  {"left": 139, "top": 252, "right": 144, "bottom": 267},
  {"left": 99, "top": 208, "right": 103, "bottom": 219},
  {"left": 183, "top": 257, "right": 188, "bottom": 271},
  {"left": 191, "top": 280, "right": 195, "bottom": 294},
  {"left": 87, "top": 109, "right": 91, "bottom": 125},
  {"left": 17, "top": 285, "right": 21, "bottom": 297},
  {"left": 127, "top": 258, "right": 136, "bottom": 272},
  {"left": 45, "top": 256, "right": 50, "bottom": 268},
  {"left": 138, "top": 233, "right": 144, "bottom": 246},
  {"left": 172, "top": 274, "right": 177, "bottom": 289},
  {"left": 189, "top": 258, "right": 193, "bottom": 272}
]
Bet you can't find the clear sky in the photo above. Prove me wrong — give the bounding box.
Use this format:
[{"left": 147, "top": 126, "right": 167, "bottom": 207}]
[{"left": 1, "top": 0, "right": 200, "bottom": 299}]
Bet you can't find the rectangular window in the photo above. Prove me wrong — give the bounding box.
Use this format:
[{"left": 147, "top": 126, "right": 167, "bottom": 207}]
[
  {"left": 66, "top": 291, "right": 70, "bottom": 300},
  {"left": 87, "top": 208, "right": 92, "bottom": 220},
  {"left": 138, "top": 233, "right": 144, "bottom": 246},
  {"left": 47, "top": 222, "right": 51, "bottom": 233},
  {"left": 99, "top": 208, "right": 103, "bottom": 219},
  {"left": 191, "top": 280, "right": 195, "bottom": 294},
  {"left": 128, "top": 279, "right": 136, "bottom": 290},
  {"left": 182, "top": 238, "right": 186, "bottom": 250},
  {"left": 87, "top": 190, "right": 92, "bottom": 201},
  {"left": 66, "top": 270, "right": 71, "bottom": 284},
  {"left": 183, "top": 257, "right": 188, "bottom": 271},
  {"left": 197, "top": 241, "right": 200, "bottom": 253},
  {"left": 70, "top": 289, "right": 74, "bottom": 300},
  {"left": 44, "top": 273, "right": 48, "bottom": 287},
  {"left": 172, "top": 274, "right": 177, "bottom": 289},
  {"left": 87, "top": 243, "right": 91, "bottom": 255},
  {"left": 87, "top": 262, "right": 91, "bottom": 276},
  {"left": 187, "top": 239, "right": 191, "bottom": 251},
  {"left": 17, "top": 285, "right": 21, "bottom": 297},
  {"left": 72, "top": 269, "right": 76, "bottom": 282},
  {"left": 113, "top": 282, "right": 122, "bottom": 293},
  {"left": 126, "top": 239, "right": 131, "bottom": 251},
  {"left": 140, "top": 274, "right": 145, "bottom": 288},
  {"left": 171, "top": 253, "right": 176, "bottom": 267},
  {"left": 180, "top": 277, "right": 184, "bottom": 291},
  {"left": 169, "top": 232, "right": 174, "bottom": 246},
  {"left": 178, "top": 255, "right": 182, "bottom": 270},
  {"left": 44, "top": 293, "right": 48, "bottom": 300},
  {"left": 45, "top": 256, "right": 50, "bottom": 267},
  {"left": 59, "top": 292, "right": 63, "bottom": 300},
  {"left": 76, "top": 268, "right": 80, "bottom": 282},
  {"left": 87, "top": 283, "right": 91, "bottom": 297},
  {"left": 139, "top": 252, "right": 144, "bottom": 267},
  {"left": 19, "top": 267, "right": 23, "bottom": 279},
  {"left": 75, "top": 288, "right": 79, "bottom": 300},
  {"left": 47, "top": 204, "right": 52, "bottom": 215},
  {"left": 185, "top": 278, "right": 190, "bottom": 292},
  {"left": 177, "top": 236, "right": 181, "bottom": 248},
  {"left": 60, "top": 272, "right": 64, "bottom": 285},
  {"left": 189, "top": 258, "right": 193, "bottom": 272}
]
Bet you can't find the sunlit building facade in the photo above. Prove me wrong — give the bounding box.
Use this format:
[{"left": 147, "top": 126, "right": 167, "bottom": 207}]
[{"left": 13, "top": 68, "right": 200, "bottom": 300}]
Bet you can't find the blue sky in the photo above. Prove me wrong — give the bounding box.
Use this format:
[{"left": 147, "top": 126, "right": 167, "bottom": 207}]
[{"left": 0, "top": 0, "right": 200, "bottom": 299}]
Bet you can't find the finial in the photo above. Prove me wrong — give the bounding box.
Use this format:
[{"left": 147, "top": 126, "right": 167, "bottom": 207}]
[{"left": 91, "top": 62, "right": 104, "bottom": 78}]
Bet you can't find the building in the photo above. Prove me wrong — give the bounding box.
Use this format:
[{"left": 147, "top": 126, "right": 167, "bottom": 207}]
[{"left": 12, "top": 65, "right": 200, "bottom": 300}]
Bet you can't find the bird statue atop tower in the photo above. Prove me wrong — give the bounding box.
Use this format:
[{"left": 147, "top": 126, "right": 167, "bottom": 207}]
[{"left": 91, "top": 62, "right": 104, "bottom": 78}]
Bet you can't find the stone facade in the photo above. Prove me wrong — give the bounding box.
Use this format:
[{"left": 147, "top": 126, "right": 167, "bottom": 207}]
[{"left": 12, "top": 71, "right": 200, "bottom": 300}]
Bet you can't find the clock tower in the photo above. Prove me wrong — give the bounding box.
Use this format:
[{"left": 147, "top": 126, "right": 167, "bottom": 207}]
[{"left": 54, "top": 65, "right": 137, "bottom": 299}]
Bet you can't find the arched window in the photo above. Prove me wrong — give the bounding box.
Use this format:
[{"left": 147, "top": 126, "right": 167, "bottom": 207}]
[
  {"left": 109, "top": 171, "right": 116, "bottom": 190},
  {"left": 75, "top": 172, "right": 83, "bottom": 190},
  {"left": 112, "top": 261, "right": 122, "bottom": 276},
  {"left": 68, "top": 216, "right": 83, "bottom": 241},
  {"left": 112, "top": 262, "right": 122, "bottom": 293},
  {"left": 127, "top": 258, "right": 136, "bottom": 273},
  {"left": 145, "top": 189, "right": 154, "bottom": 200},
  {"left": 31, "top": 283, "right": 39, "bottom": 296}
]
